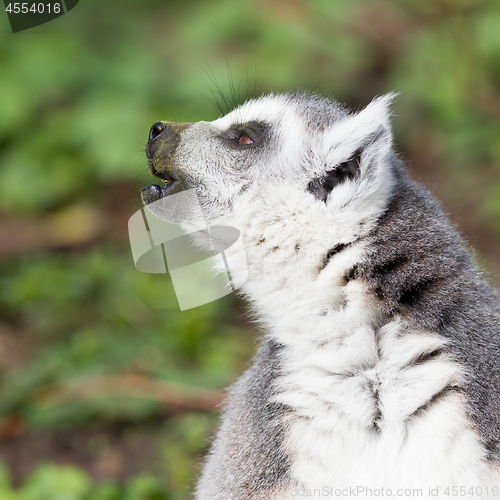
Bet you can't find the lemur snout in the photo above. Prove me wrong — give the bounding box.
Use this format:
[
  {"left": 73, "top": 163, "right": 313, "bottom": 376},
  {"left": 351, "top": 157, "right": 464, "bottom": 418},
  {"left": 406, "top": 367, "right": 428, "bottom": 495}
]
[{"left": 143, "top": 121, "right": 193, "bottom": 204}]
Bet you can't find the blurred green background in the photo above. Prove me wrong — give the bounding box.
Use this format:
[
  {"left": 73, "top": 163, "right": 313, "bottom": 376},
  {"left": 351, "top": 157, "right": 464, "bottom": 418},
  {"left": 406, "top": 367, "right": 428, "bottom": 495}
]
[{"left": 0, "top": 0, "right": 500, "bottom": 498}]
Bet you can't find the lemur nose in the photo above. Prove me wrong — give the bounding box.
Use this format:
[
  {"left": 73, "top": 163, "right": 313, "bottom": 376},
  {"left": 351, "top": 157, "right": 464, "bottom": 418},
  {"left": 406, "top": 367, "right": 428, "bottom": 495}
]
[
  {"left": 146, "top": 121, "right": 192, "bottom": 161},
  {"left": 149, "top": 122, "right": 166, "bottom": 141}
]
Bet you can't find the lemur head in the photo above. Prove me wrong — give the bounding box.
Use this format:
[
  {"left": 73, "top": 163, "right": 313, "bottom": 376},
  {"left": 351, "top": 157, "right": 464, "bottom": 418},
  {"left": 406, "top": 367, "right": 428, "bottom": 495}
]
[{"left": 142, "top": 91, "right": 397, "bottom": 251}]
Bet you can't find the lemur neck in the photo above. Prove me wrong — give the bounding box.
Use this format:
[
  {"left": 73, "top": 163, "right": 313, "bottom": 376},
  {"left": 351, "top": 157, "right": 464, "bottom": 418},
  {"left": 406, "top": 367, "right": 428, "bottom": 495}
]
[
  {"left": 239, "top": 223, "right": 385, "bottom": 346},
  {"left": 224, "top": 184, "right": 394, "bottom": 339},
  {"left": 233, "top": 201, "right": 386, "bottom": 340}
]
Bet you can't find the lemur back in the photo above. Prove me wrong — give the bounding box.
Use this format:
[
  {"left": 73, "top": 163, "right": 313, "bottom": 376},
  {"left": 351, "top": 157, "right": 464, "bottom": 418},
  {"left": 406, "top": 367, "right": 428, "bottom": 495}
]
[{"left": 142, "top": 92, "right": 500, "bottom": 499}]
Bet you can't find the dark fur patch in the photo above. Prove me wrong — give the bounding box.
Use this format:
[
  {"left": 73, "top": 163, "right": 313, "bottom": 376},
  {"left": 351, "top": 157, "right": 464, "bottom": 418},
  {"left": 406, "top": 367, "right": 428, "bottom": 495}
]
[
  {"left": 320, "top": 243, "right": 350, "bottom": 271},
  {"left": 342, "top": 266, "right": 359, "bottom": 285},
  {"left": 399, "top": 277, "right": 445, "bottom": 308},
  {"left": 407, "top": 386, "right": 461, "bottom": 421},
  {"left": 373, "top": 255, "right": 408, "bottom": 275},
  {"left": 307, "top": 150, "right": 362, "bottom": 203},
  {"left": 404, "top": 348, "right": 444, "bottom": 369},
  {"left": 368, "top": 379, "right": 382, "bottom": 433},
  {"left": 220, "top": 120, "right": 270, "bottom": 150}
]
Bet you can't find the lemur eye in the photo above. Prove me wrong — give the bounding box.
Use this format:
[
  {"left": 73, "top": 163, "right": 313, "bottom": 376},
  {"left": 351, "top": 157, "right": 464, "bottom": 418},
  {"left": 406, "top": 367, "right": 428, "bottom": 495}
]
[{"left": 238, "top": 135, "right": 253, "bottom": 145}]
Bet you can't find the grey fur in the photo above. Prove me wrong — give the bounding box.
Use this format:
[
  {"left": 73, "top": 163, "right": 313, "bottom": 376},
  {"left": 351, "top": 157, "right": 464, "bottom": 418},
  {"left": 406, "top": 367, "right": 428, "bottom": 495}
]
[
  {"left": 196, "top": 340, "right": 291, "bottom": 499},
  {"left": 287, "top": 90, "right": 348, "bottom": 131}
]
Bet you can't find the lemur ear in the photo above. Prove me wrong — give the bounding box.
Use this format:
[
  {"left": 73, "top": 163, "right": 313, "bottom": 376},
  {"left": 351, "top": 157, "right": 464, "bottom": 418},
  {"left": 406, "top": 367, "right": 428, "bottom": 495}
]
[{"left": 308, "top": 93, "right": 397, "bottom": 203}]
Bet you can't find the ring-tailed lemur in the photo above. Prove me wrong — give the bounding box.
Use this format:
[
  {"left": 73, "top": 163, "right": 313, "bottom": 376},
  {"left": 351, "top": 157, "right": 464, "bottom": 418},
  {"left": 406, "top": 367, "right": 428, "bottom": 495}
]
[{"left": 142, "top": 92, "right": 500, "bottom": 499}]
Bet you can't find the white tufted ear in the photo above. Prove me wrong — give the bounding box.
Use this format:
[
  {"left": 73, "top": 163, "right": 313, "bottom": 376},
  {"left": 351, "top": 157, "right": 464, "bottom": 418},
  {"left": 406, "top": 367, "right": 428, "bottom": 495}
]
[
  {"left": 307, "top": 93, "right": 397, "bottom": 204},
  {"left": 345, "top": 92, "right": 396, "bottom": 139},
  {"left": 324, "top": 93, "right": 396, "bottom": 167}
]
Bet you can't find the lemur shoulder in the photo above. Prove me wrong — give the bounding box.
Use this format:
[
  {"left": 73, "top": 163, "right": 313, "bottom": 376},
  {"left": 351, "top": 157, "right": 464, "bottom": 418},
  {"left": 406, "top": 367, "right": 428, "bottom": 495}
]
[{"left": 142, "top": 92, "right": 500, "bottom": 499}]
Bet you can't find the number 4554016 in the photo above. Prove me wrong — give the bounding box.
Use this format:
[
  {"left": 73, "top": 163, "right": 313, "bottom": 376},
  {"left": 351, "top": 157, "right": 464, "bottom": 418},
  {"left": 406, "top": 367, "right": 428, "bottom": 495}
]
[{"left": 5, "top": 3, "right": 62, "bottom": 14}]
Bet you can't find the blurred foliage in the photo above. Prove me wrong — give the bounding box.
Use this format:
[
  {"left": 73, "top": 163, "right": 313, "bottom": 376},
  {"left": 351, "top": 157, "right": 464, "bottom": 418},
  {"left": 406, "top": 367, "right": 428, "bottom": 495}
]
[
  {"left": 0, "top": 461, "right": 172, "bottom": 500},
  {"left": 0, "top": 0, "right": 499, "bottom": 497}
]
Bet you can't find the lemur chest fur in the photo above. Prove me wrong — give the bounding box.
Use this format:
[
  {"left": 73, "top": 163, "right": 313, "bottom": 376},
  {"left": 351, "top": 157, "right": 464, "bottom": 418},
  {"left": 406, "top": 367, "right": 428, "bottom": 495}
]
[
  {"left": 241, "top": 227, "right": 495, "bottom": 495},
  {"left": 273, "top": 288, "right": 495, "bottom": 494}
]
